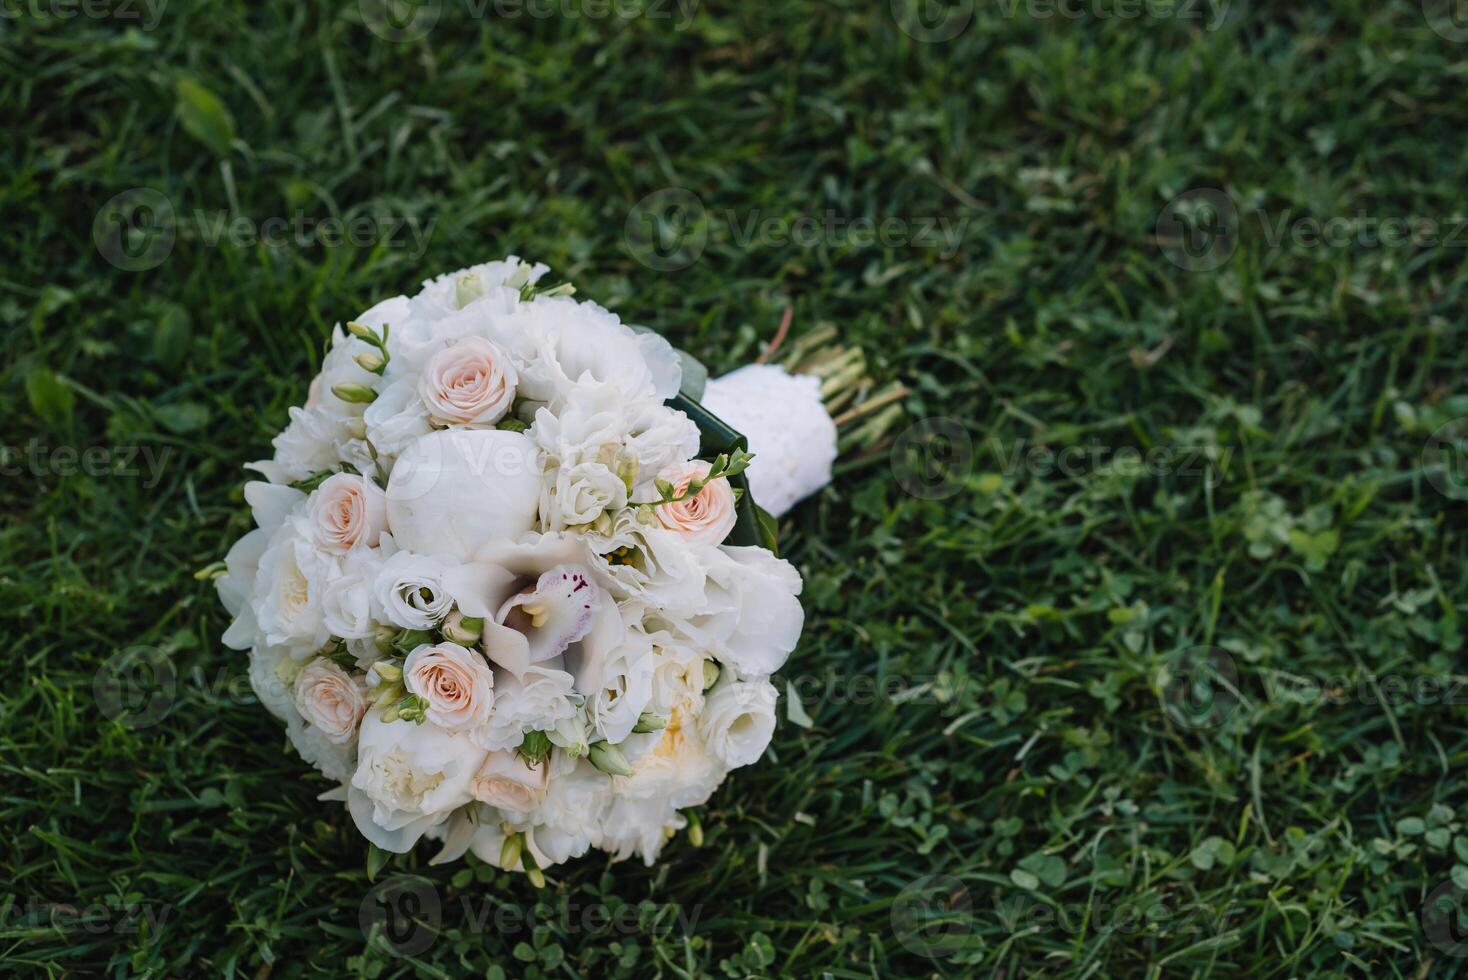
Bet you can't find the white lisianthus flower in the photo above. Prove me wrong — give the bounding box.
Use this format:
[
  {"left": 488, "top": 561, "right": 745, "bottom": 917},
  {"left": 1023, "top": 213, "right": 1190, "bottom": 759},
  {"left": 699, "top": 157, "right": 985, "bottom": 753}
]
[
  {"left": 681, "top": 546, "right": 804, "bottom": 679},
  {"left": 402, "top": 642, "right": 495, "bottom": 731},
  {"left": 349, "top": 712, "right": 484, "bottom": 852},
  {"left": 320, "top": 546, "right": 385, "bottom": 640},
  {"left": 470, "top": 750, "right": 548, "bottom": 812},
  {"left": 573, "top": 628, "right": 656, "bottom": 745},
  {"left": 293, "top": 658, "right": 368, "bottom": 744},
  {"left": 418, "top": 336, "right": 518, "bottom": 427},
  {"left": 385, "top": 429, "right": 542, "bottom": 562},
  {"left": 372, "top": 546, "right": 456, "bottom": 630},
  {"left": 307, "top": 473, "right": 388, "bottom": 554},
  {"left": 510, "top": 296, "right": 681, "bottom": 409},
  {"left": 474, "top": 665, "right": 578, "bottom": 752},
  {"left": 362, "top": 377, "right": 433, "bottom": 464},
  {"left": 699, "top": 680, "right": 778, "bottom": 768}
]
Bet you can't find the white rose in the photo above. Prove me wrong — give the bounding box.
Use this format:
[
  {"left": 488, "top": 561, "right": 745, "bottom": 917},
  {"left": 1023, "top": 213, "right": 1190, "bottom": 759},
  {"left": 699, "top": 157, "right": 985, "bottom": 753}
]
[
  {"left": 293, "top": 658, "right": 368, "bottom": 744},
  {"left": 384, "top": 429, "right": 541, "bottom": 562},
  {"left": 349, "top": 713, "right": 484, "bottom": 852},
  {"left": 699, "top": 680, "right": 778, "bottom": 768},
  {"left": 402, "top": 642, "right": 495, "bottom": 731},
  {"left": 308, "top": 473, "right": 388, "bottom": 553},
  {"left": 372, "top": 548, "right": 455, "bottom": 629},
  {"left": 321, "top": 547, "right": 384, "bottom": 640},
  {"left": 418, "top": 336, "right": 518, "bottom": 427},
  {"left": 540, "top": 461, "right": 627, "bottom": 531},
  {"left": 470, "top": 750, "right": 547, "bottom": 812}
]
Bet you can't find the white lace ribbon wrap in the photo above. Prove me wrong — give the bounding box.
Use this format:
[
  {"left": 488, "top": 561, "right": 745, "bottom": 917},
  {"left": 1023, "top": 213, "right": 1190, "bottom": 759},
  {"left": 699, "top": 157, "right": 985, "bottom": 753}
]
[{"left": 700, "top": 364, "right": 837, "bottom": 518}]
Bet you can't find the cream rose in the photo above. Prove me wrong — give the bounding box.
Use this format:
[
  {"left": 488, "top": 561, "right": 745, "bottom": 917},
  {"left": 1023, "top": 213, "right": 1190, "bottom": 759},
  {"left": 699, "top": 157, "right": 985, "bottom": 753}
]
[
  {"left": 307, "top": 473, "right": 388, "bottom": 553},
  {"left": 470, "top": 749, "right": 548, "bottom": 812},
  {"left": 293, "top": 658, "right": 368, "bottom": 744},
  {"left": 653, "top": 460, "right": 737, "bottom": 545},
  {"left": 418, "top": 336, "right": 518, "bottom": 427},
  {"left": 403, "top": 642, "right": 495, "bottom": 731}
]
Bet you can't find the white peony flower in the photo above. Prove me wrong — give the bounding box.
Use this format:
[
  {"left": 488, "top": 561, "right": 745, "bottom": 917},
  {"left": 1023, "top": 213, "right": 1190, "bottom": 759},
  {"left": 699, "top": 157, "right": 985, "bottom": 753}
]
[
  {"left": 349, "top": 712, "right": 484, "bottom": 852},
  {"left": 384, "top": 429, "right": 542, "bottom": 562},
  {"left": 699, "top": 679, "right": 778, "bottom": 768},
  {"left": 293, "top": 658, "right": 368, "bottom": 744},
  {"left": 242, "top": 516, "right": 335, "bottom": 658},
  {"left": 372, "top": 547, "right": 456, "bottom": 630},
  {"left": 573, "top": 627, "right": 655, "bottom": 745},
  {"left": 402, "top": 642, "right": 495, "bottom": 731}
]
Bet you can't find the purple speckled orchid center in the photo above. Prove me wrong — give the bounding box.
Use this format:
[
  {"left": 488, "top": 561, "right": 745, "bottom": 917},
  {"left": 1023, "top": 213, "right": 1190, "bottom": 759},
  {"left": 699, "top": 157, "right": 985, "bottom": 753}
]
[{"left": 496, "top": 564, "right": 599, "bottom": 663}]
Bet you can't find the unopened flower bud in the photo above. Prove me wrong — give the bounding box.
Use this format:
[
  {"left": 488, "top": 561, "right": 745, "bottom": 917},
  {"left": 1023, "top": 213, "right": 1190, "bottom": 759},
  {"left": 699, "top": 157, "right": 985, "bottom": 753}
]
[
  {"left": 588, "top": 741, "right": 634, "bottom": 777},
  {"left": 331, "top": 382, "right": 377, "bottom": 404},
  {"left": 344, "top": 417, "right": 368, "bottom": 440},
  {"left": 354, "top": 351, "right": 385, "bottom": 374},
  {"left": 370, "top": 662, "right": 402, "bottom": 684},
  {"left": 345, "top": 321, "right": 376, "bottom": 342},
  {"left": 499, "top": 831, "right": 523, "bottom": 870},
  {"left": 549, "top": 714, "right": 589, "bottom": 758},
  {"left": 702, "top": 659, "right": 721, "bottom": 691},
  {"left": 442, "top": 611, "right": 482, "bottom": 645},
  {"left": 373, "top": 624, "right": 398, "bottom": 652},
  {"left": 455, "top": 272, "right": 484, "bottom": 309},
  {"left": 632, "top": 712, "right": 666, "bottom": 734},
  {"left": 686, "top": 811, "right": 704, "bottom": 848}
]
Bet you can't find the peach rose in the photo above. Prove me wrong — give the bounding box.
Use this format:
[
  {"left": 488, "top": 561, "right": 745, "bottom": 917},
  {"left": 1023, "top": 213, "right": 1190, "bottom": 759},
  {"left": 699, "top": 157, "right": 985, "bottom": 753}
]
[
  {"left": 293, "top": 659, "right": 368, "bottom": 744},
  {"left": 308, "top": 473, "right": 388, "bottom": 553},
  {"left": 418, "top": 337, "right": 518, "bottom": 427},
  {"left": 654, "top": 460, "right": 737, "bottom": 545},
  {"left": 403, "top": 642, "right": 494, "bottom": 731},
  {"left": 470, "top": 749, "right": 548, "bottom": 812}
]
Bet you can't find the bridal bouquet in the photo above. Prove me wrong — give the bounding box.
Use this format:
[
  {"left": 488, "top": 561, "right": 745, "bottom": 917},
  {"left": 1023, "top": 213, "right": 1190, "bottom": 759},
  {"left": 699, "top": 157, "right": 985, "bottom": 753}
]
[{"left": 214, "top": 258, "right": 900, "bottom": 877}]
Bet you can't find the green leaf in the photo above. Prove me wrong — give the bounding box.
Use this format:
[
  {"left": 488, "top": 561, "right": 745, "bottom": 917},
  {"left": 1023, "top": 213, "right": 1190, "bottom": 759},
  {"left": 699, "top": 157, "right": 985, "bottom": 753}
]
[
  {"left": 175, "top": 77, "right": 236, "bottom": 156},
  {"left": 153, "top": 303, "right": 192, "bottom": 372},
  {"left": 1396, "top": 817, "right": 1425, "bottom": 837},
  {"left": 1017, "top": 852, "right": 1067, "bottom": 888},
  {"left": 153, "top": 401, "right": 210, "bottom": 434},
  {"left": 365, "top": 844, "right": 390, "bottom": 882},
  {"left": 26, "top": 366, "right": 75, "bottom": 430},
  {"left": 785, "top": 680, "right": 814, "bottom": 729}
]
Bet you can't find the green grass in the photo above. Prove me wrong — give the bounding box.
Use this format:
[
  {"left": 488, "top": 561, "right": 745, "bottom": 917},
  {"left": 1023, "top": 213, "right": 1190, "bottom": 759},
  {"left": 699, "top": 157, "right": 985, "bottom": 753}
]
[{"left": 5, "top": 0, "right": 1468, "bottom": 975}]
